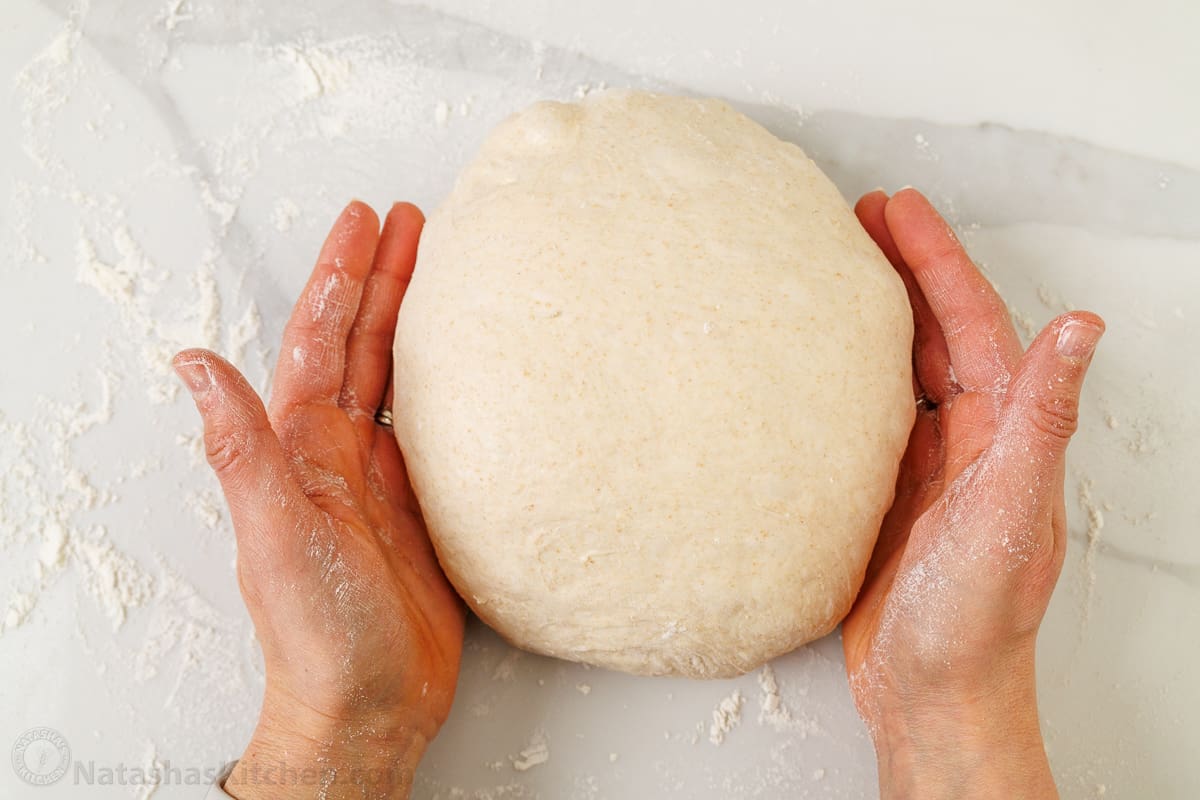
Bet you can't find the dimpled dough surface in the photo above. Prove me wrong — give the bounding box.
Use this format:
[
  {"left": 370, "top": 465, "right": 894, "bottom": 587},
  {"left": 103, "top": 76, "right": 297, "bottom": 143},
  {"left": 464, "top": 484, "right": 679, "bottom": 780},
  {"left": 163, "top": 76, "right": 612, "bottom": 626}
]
[{"left": 392, "top": 90, "right": 914, "bottom": 678}]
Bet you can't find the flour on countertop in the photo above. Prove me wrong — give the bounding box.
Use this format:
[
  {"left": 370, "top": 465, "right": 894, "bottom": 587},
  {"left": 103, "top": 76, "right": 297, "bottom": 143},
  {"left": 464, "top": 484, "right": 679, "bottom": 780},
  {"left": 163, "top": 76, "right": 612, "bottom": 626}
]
[
  {"left": 73, "top": 225, "right": 259, "bottom": 405},
  {"left": 183, "top": 488, "right": 223, "bottom": 531},
  {"left": 753, "top": 663, "right": 822, "bottom": 740},
  {"left": 756, "top": 664, "right": 792, "bottom": 730},
  {"left": 417, "top": 778, "right": 538, "bottom": 800},
  {"left": 271, "top": 198, "right": 301, "bottom": 232},
  {"left": 510, "top": 731, "right": 550, "bottom": 772},
  {"left": 134, "top": 740, "right": 164, "bottom": 800},
  {"left": 434, "top": 100, "right": 452, "bottom": 128},
  {"left": 1120, "top": 416, "right": 1162, "bottom": 456},
  {"left": 0, "top": 371, "right": 153, "bottom": 635},
  {"left": 1037, "top": 282, "right": 1075, "bottom": 313},
  {"left": 2, "top": 5, "right": 281, "bottom": 780},
  {"left": 708, "top": 689, "right": 744, "bottom": 745},
  {"left": 1077, "top": 477, "right": 1107, "bottom": 624},
  {"left": 913, "top": 132, "right": 939, "bottom": 163},
  {"left": 1010, "top": 305, "right": 1039, "bottom": 342}
]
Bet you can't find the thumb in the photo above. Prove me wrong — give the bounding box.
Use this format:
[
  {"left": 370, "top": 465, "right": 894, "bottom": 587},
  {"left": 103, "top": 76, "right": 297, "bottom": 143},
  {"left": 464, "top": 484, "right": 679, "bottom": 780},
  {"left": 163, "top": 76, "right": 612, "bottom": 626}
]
[
  {"left": 998, "top": 312, "right": 1104, "bottom": 461},
  {"left": 987, "top": 312, "right": 1104, "bottom": 540},
  {"left": 172, "top": 348, "right": 301, "bottom": 543}
]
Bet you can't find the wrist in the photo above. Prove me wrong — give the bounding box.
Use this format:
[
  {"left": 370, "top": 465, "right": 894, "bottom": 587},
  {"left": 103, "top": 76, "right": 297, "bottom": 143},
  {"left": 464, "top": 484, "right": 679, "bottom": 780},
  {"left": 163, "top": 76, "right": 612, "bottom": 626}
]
[
  {"left": 223, "top": 689, "right": 429, "bottom": 800},
  {"left": 868, "top": 650, "right": 1057, "bottom": 800}
]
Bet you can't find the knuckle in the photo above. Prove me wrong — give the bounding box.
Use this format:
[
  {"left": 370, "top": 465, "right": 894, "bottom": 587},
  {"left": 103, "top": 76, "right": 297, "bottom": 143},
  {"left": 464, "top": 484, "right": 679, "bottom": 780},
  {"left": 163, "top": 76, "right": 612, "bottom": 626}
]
[
  {"left": 1028, "top": 392, "right": 1079, "bottom": 442},
  {"left": 204, "top": 429, "right": 249, "bottom": 475}
]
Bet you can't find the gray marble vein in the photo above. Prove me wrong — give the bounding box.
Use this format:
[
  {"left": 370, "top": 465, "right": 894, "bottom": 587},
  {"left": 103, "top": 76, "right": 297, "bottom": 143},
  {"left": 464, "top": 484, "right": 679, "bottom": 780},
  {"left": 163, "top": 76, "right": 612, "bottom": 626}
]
[
  {"left": 1068, "top": 528, "right": 1200, "bottom": 587},
  {"left": 42, "top": 0, "right": 1200, "bottom": 247}
]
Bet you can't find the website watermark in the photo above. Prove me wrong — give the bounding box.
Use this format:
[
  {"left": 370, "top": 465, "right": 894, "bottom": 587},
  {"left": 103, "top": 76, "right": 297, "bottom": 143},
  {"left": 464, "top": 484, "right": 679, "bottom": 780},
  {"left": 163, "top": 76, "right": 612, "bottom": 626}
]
[
  {"left": 12, "top": 728, "right": 412, "bottom": 790},
  {"left": 11, "top": 728, "right": 70, "bottom": 786}
]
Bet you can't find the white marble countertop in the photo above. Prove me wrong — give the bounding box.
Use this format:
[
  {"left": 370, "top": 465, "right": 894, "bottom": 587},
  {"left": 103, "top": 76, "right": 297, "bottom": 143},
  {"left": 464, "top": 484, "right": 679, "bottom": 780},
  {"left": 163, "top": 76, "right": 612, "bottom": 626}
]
[{"left": 1, "top": 1, "right": 1196, "bottom": 798}]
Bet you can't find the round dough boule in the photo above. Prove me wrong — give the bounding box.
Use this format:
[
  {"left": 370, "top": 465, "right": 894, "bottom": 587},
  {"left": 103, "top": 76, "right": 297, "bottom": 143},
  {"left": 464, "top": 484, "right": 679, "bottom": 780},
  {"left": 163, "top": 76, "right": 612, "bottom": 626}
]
[{"left": 392, "top": 90, "right": 914, "bottom": 678}]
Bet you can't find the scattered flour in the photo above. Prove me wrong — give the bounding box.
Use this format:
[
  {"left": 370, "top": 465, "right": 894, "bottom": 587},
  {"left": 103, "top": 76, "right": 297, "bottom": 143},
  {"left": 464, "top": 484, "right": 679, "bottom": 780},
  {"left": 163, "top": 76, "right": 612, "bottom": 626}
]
[
  {"left": 133, "top": 740, "right": 164, "bottom": 800},
  {"left": 573, "top": 80, "right": 609, "bottom": 99},
  {"left": 418, "top": 779, "right": 537, "bottom": 800},
  {"left": 708, "top": 689, "right": 744, "bottom": 745},
  {"left": 1, "top": 7, "right": 281, "bottom": 781},
  {"left": 73, "top": 225, "right": 259, "bottom": 405},
  {"left": 1078, "top": 477, "right": 1107, "bottom": 620},
  {"left": 510, "top": 731, "right": 550, "bottom": 772},
  {"left": 183, "top": 489, "right": 223, "bottom": 530},
  {"left": 434, "top": 100, "right": 452, "bottom": 128},
  {"left": 1036, "top": 281, "right": 1074, "bottom": 313},
  {"left": 74, "top": 529, "right": 157, "bottom": 630},
  {"left": 913, "top": 132, "right": 939, "bottom": 162},
  {"left": 1121, "top": 417, "right": 1162, "bottom": 456},
  {"left": 756, "top": 664, "right": 792, "bottom": 730},
  {"left": 271, "top": 197, "right": 301, "bottom": 232},
  {"left": 1009, "top": 305, "right": 1039, "bottom": 341},
  {"left": 159, "top": 0, "right": 193, "bottom": 33},
  {"left": 0, "top": 370, "right": 151, "bottom": 636}
]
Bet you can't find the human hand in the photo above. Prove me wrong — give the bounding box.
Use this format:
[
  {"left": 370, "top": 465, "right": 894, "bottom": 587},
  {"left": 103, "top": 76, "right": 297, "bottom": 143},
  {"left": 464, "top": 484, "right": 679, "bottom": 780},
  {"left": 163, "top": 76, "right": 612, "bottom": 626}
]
[
  {"left": 842, "top": 189, "right": 1104, "bottom": 800},
  {"left": 173, "top": 202, "right": 463, "bottom": 799}
]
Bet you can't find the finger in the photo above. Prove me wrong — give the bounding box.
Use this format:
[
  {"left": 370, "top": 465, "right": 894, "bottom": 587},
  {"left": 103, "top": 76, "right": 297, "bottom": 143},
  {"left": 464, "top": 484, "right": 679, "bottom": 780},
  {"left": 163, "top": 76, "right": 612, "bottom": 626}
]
[
  {"left": 370, "top": 427, "right": 419, "bottom": 514},
  {"left": 990, "top": 312, "right": 1104, "bottom": 542},
  {"left": 173, "top": 349, "right": 307, "bottom": 549},
  {"left": 269, "top": 201, "right": 381, "bottom": 420},
  {"left": 855, "top": 191, "right": 955, "bottom": 403},
  {"left": 341, "top": 202, "right": 425, "bottom": 439},
  {"left": 939, "top": 392, "right": 1007, "bottom": 486},
  {"left": 998, "top": 311, "right": 1104, "bottom": 457},
  {"left": 884, "top": 188, "right": 1022, "bottom": 394},
  {"left": 368, "top": 422, "right": 436, "bottom": 568}
]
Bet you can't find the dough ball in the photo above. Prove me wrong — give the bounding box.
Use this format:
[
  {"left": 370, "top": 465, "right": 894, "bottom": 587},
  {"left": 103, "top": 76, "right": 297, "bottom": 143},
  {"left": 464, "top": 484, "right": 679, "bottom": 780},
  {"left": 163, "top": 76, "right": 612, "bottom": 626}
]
[{"left": 392, "top": 90, "right": 913, "bottom": 678}]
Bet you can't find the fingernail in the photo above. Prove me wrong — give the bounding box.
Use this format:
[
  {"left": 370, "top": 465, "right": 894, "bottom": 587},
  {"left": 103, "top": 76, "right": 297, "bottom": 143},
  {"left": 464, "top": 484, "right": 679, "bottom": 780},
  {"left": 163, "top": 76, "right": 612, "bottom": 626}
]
[
  {"left": 1056, "top": 320, "right": 1103, "bottom": 359},
  {"left": 173, "top": 360, "right": 211, "bottom": 398}
]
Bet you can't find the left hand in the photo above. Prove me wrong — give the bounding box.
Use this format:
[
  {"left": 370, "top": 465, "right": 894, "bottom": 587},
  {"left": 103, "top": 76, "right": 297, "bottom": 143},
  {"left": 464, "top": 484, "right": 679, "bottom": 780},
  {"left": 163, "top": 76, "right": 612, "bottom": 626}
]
[{"left": 173, "top": 201, "right": 463, "bottom": 799}]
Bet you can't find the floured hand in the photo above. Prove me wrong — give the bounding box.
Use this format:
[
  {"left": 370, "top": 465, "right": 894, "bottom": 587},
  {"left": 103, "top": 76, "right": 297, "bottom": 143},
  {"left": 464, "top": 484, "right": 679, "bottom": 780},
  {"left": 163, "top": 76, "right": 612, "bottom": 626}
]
[
  {"left": 843, "top": 188, "right": 1103, "bottom": 800},
  {"left": 173, "top": 202, "right": 463, "bottom": 799}
]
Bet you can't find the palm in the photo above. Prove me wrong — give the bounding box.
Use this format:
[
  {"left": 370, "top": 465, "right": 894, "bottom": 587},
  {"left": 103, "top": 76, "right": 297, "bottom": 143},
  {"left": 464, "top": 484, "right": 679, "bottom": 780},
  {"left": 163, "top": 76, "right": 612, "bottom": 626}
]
[{"left": 247, "top": 402, "right": 463, "bottom": 731}]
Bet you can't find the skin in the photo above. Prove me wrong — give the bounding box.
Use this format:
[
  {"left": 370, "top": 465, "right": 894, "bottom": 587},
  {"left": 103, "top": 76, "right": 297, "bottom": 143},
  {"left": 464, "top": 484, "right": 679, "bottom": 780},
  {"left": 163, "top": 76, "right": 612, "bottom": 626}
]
[
  {"left": 174, "top": 202, "right": 463, "bottom": 798},
  {"left": 843, "top": 189, "right": 1103, "bottom": 799},
  {"left": 174, "top": 188, "right": 1101, "bottom": 799}
]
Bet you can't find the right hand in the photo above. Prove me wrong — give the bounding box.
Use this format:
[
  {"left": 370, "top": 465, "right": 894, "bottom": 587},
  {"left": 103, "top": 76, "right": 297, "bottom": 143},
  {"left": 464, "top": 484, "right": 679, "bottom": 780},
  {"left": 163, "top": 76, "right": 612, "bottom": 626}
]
[{"left": 842, "top": 188, "right": 1104, "bottom": 799}]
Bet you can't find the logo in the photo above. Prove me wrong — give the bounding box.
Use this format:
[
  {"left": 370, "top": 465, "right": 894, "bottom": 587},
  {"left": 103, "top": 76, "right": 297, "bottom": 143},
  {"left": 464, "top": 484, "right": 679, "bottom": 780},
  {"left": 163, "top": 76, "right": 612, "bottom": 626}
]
[{"left": 11, "top": 728, "right": 71, "bottom": 786}]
